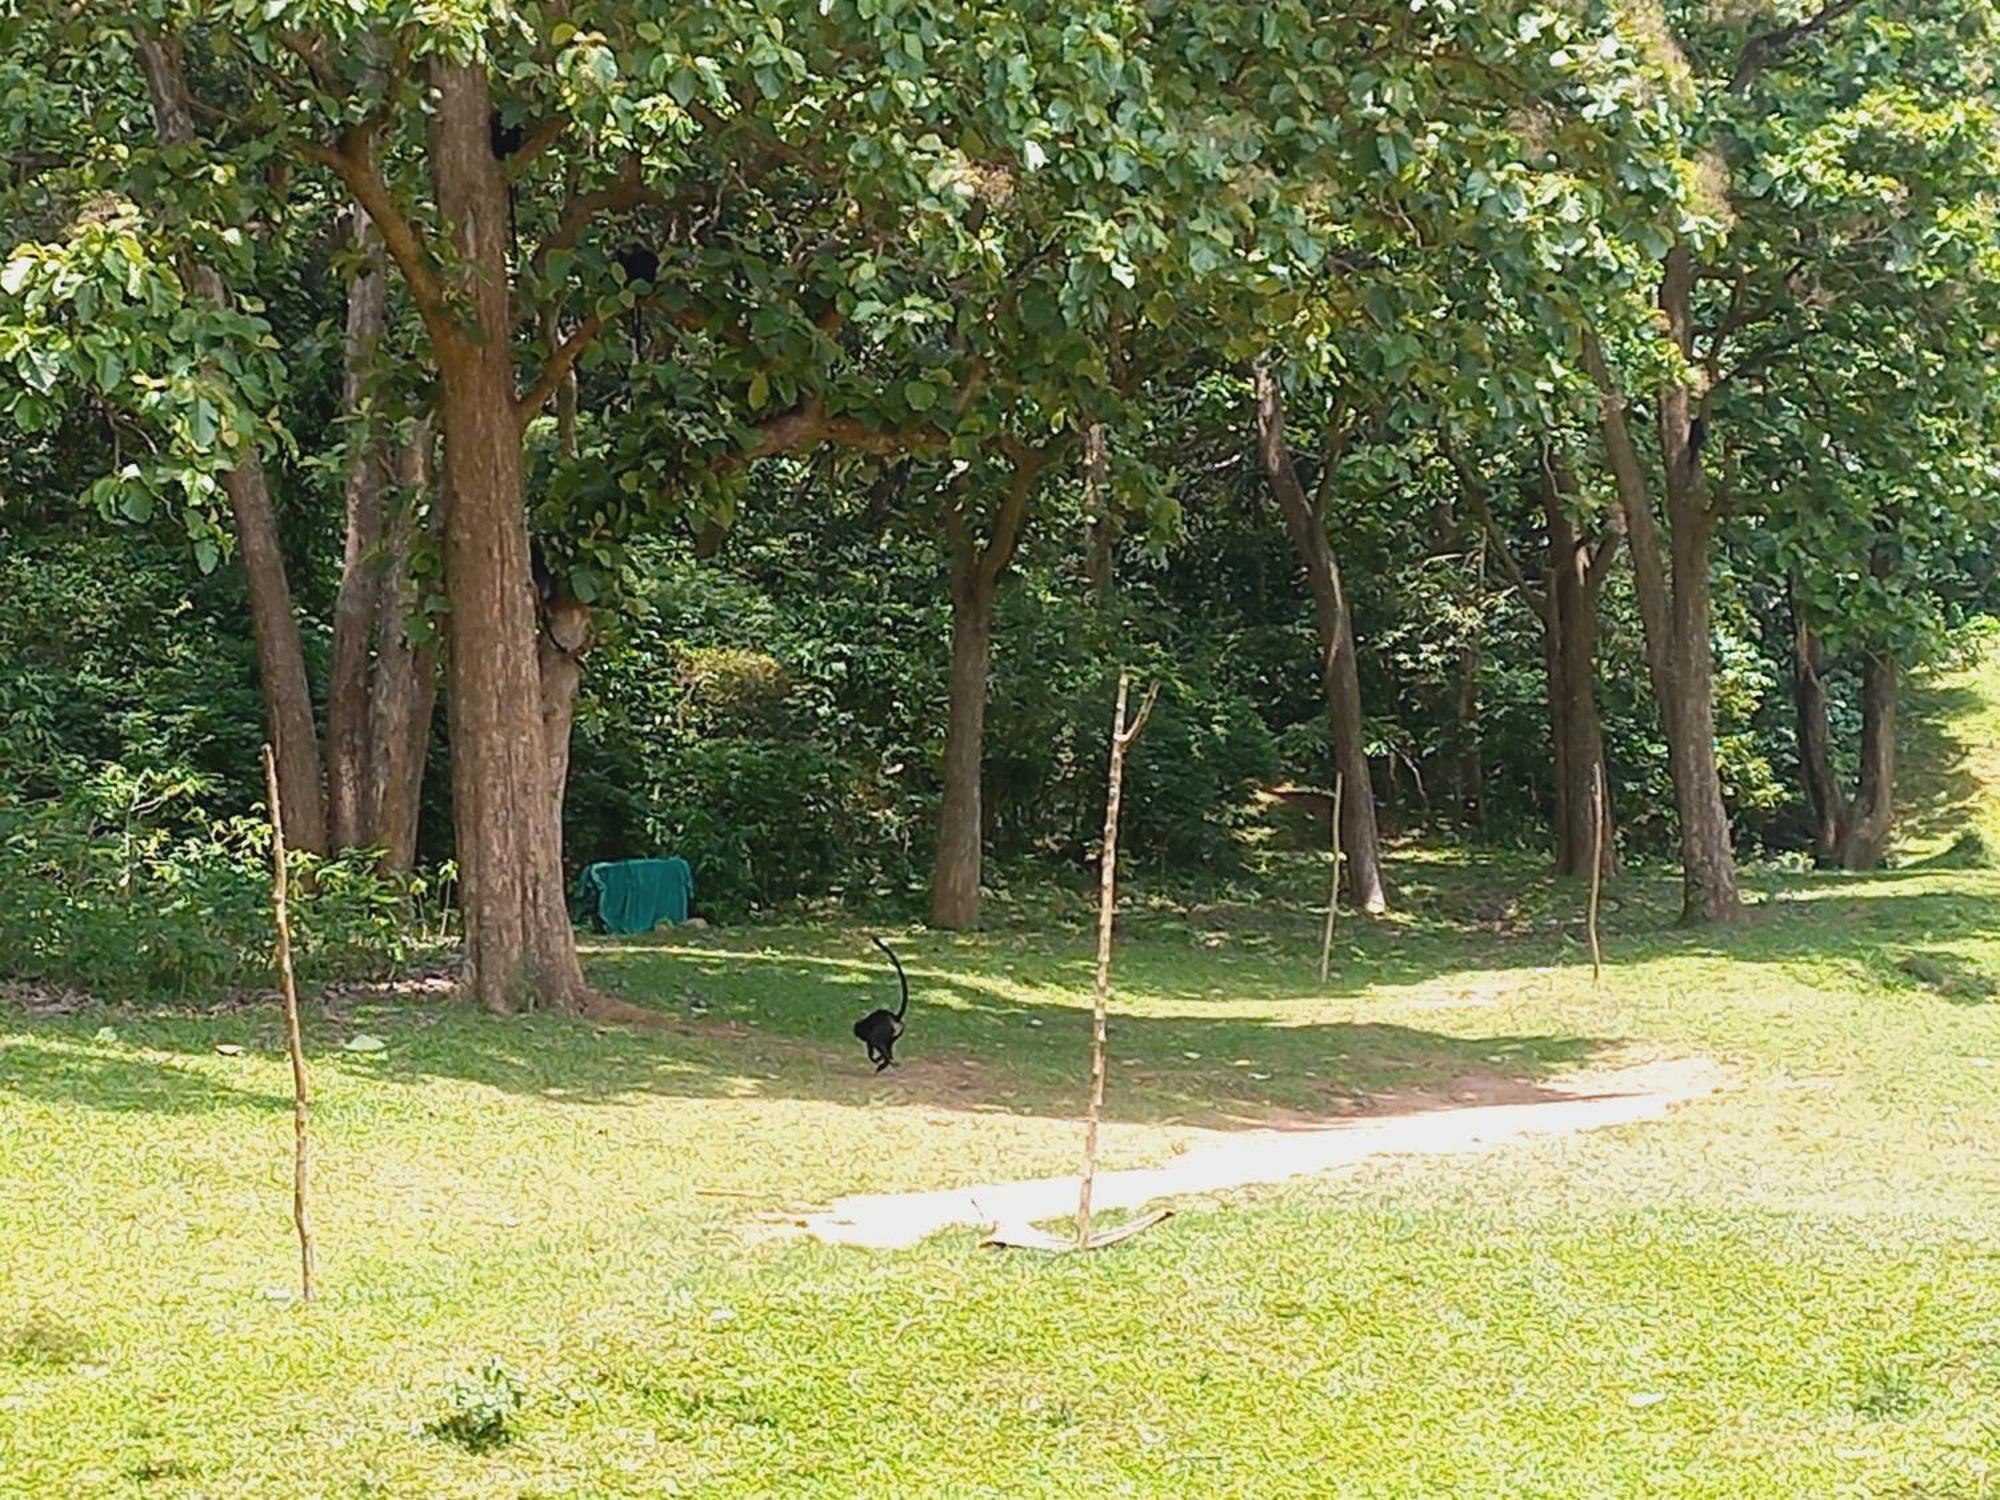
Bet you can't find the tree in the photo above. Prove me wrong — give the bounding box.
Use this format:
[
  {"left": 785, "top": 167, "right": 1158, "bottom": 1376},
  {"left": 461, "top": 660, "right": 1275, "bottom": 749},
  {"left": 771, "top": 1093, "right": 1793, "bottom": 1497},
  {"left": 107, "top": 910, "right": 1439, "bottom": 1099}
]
[{"left": 1251, "top": 361, "right": 1388, "bottom": 911}]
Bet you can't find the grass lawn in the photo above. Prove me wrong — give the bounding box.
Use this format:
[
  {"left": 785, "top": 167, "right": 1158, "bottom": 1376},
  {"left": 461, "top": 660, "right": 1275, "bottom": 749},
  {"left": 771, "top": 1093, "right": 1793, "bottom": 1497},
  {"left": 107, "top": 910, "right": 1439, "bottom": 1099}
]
[{"left": 7, "top": 658, "right": 2000, "bottom": 1496}]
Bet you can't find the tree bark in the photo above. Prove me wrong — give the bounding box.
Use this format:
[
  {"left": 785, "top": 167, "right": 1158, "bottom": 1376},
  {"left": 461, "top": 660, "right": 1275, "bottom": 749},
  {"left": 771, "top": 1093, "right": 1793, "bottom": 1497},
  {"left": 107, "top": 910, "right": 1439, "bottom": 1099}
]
[
  {"left": 326, "top": 210, "right": 390, "bottom": 849},
  {"left": 929, "top": 449, "right": 1048, "bottom": 929},
  {"left": 1835, "top": 653, "right": 1896, "bottom": 870},
  {"left": 1585, "top": 305, "right": 1740, "bottom": 924},
  {"left": 1543, "top": 486, "right": 1617, "bottom": 879},
  {"left": 365, "top": 420, "right": 439, "bottom": 872},
  {"left": 931, "top": 540, "right": 997, "bottom": 929},
  {"left": 1791, "top": 612, "right": 1844, "bottom": 867},
  {"left": 1082, "top": 424, "right": 1113, "bottom": 597},
  {"left": 428, "top": 58, "right": 587, "bottom": 1010},
  {"left": 136, "top": 31, "right": 328, "bottom": 854},
  {"left": 1251, "top": 361, "right": 1387, "bottom": 914},
  {"left": 538, "top": 596, "right": 591, "bottom": 842}
]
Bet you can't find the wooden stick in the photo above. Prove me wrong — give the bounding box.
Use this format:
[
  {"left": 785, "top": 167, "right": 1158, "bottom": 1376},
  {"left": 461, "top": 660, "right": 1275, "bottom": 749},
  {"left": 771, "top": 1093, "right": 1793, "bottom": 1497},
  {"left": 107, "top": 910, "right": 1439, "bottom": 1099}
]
[
  {"left": 263, "top": 744, "right": 316, "bottom": 1303},
  {"left": 1587, "top": 760, "right": 1605, "bottom": 985},
  {"left": 1076, "top": 672, "right": 1158, "bottom": 1250},
  {"left": 1318, "top": 772, "right": 1345, "bottom": 985}
]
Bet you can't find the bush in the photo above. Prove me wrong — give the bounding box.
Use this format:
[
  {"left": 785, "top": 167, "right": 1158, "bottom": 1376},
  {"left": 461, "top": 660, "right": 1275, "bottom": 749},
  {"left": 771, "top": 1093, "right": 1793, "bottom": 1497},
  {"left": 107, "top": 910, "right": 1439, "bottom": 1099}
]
[{"left": 0, "top": 766, "right": 446, "bottom": 1003}]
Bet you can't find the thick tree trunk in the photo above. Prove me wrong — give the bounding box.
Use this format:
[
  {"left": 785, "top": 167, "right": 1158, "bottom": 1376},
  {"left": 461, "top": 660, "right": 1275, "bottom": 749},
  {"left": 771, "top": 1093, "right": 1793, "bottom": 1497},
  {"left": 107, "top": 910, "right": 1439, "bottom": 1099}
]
[
  {"left": 365, "top": 421, "right": 439, "bottom": 873},
  {"left": 1586, "top": 303, "right": 1740, "bottom": 924},
  {"left": 1791, "top": 615, "right": 1844, "bottom": 867},
  {"left": 136, "top": 31, "right": 328, "bottom": 853},
  {"left": 1835, "top": 653, "right": 1896, "bottom": 870},
  {"left": 1251, "top": 363, "right": 1387, "bottom": 913},
  {"left": 428, "top": 58, "right": 586, "bottom": 1011},
  {"left": 326, "top": 210, "right": 390, "bottom": 849},
  {"left": 931, "top": 552, "right": 994, "bottom": 929}
]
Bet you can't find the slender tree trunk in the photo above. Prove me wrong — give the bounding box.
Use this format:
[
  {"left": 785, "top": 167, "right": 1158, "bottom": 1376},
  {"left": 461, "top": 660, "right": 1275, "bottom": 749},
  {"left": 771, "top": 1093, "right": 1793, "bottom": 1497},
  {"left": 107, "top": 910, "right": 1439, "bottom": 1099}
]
[
  {"left": 927, "top": 448, "right": 1048, "bottom": 930},
  {"left": 326, "top": 211, "right": 390, "bottom": 849},
  {"left": 538, "top": 597, "right": 591, "bottom": 841},
  {"left": 1585, "top": 303, "right": 1740, "bottom": 924},
  {"left": 365, "top": 420, "right": 439, "bottom": 872},
  {"left": 428, "top": 58, "right": 586, "bottom": 1011},
  {"left": 1835, "top": 653, "right": 1897, "bottom": 870},
  {"left": 1791, "top": 613, "right": 1844, "bottom": 866},
  {"left": 1251, "top": 362, "right": 1387, "bottom": 913},
  {"left": 1454, "top": 639, "right": 1482, "bottom": 827},
  {"left": 136, "top": 31, "right": 328, "bottom": 854},
  {"left": 1544, "top": 502, "right": 1616, "bottom": 878},
  {"left": 931, "top": 550, "right": 994, "bottom": 929},
  {"left": 1082, "top": 424, "right": 1113, "bottom": 597}
]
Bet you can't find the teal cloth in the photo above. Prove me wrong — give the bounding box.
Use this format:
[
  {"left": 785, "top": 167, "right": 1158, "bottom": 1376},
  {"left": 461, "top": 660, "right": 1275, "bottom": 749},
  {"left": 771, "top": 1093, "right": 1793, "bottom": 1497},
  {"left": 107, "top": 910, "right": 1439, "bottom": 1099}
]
[{"left": 573, "top": 857, "right": 692, "bottom": 934}]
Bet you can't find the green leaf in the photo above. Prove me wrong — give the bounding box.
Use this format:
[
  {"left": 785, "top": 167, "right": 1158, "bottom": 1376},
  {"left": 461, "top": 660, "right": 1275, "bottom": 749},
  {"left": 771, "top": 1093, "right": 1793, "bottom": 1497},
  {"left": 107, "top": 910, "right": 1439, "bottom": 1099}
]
[
  {"left": 748, "top": 370, "right": 770, "bottom": 409},
  {"left": 904, "top": 380, "right": 937, "bottom": 411},
  {"left": 193, "top": 538, "right": 221, "bottom": 575},
  {"left": 189, "top": 398, "right": 219, "bottom": 450}
]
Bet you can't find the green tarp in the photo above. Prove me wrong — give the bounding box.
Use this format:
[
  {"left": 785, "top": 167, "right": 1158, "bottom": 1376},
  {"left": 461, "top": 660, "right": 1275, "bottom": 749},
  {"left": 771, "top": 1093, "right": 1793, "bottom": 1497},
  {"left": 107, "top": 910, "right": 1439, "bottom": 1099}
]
[{"left": 573, "top": 857, "right": 693, "bottom": 934}]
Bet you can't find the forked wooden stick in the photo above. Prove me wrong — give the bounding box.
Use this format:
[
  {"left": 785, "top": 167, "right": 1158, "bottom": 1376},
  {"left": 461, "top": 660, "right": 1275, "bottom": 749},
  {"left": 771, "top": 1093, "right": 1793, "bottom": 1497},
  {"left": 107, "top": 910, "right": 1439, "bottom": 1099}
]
[
  {"left": 262, "top": 744, "right": 316, "bottom": 1302},
  {"left": 1072, "top": 672, "right": 1160, "bottom": 1251},
  {"left": 1587, "top": 760, "right": 1606, "bottom": 985},
  {"left": 1318, "top": 772, "right": 1345, "bottom": 985}
]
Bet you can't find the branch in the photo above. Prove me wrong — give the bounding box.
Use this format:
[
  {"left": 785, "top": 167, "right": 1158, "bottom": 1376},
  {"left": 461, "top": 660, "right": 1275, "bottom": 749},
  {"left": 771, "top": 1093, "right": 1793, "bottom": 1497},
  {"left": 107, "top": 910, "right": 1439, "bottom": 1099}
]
[
  {"left": 299, "top": 133, "right": 445, "bottom": 332},
  {"left": 1728, "top": 0, "right": 1864, "bottom": 93},
  {"left": 1447, "top": 437, "right": 1545, "bottom": 622},
  {"left": 529, "top": 163, "right": 670, "bottom": 281},
  {"left": 1118, "top": 680, "right": 1162, "bottom": 747},
  {"left": 1310, "top": 401, "right": 1352, "bottom": 523},
  {"left": 508, "top": 115, "right": 570, "bottom": 181},
  {"left": 516, "top": 312, "right": 608, "bottom": 431},
  {"left": 979, "top": 436, "right": 1065, "bottom": 588}
]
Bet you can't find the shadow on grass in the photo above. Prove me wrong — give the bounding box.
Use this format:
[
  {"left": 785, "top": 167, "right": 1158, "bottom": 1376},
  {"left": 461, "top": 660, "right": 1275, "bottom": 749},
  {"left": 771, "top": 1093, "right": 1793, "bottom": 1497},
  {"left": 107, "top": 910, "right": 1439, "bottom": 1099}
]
[
  {"left": 0, "top": 1032, "right": 294, "bottom": 1114},
  {"left": 0, "top": 930, "right": 1611, "bottom": 1131},
  {"left": 9, "top": 842, "right": 2000, "bottom": 1127}
]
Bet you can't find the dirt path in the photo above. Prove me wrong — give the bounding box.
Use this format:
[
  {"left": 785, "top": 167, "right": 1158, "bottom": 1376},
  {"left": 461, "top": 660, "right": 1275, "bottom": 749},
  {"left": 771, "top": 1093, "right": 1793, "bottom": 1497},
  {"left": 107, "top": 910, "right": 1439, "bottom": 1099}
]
[{"left": 799, "top": 1057, "right": 1721, "bottom": 1249}]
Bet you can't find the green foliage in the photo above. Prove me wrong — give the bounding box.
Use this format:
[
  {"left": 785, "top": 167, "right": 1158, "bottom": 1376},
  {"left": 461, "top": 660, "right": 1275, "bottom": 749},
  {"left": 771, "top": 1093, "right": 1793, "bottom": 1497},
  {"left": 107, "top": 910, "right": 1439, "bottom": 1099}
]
[
  {"left": 426, "top": 1360, "right": 526, "bottom": 1452},
  {"left": 0, "top": 768, "right": 445, "bottom": 1003}
]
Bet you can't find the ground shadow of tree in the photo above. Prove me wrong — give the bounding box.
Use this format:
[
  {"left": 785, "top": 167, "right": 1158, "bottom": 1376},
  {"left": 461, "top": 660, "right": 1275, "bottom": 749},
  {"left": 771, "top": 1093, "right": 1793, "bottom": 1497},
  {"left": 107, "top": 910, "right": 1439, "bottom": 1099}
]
[{"left": 0, "top": 934, "right": 1610, "bottom": 1129}]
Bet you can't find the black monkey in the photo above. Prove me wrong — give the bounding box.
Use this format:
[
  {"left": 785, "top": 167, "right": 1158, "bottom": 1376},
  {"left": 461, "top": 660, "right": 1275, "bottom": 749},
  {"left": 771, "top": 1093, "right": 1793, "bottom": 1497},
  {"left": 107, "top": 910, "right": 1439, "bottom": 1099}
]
[
  {"left": 612, "top": 243, "right": 660, "bottom": 289},
  {"left": 489, "top": 110, "right": 525, "bottom": 261},
  {"left": 852, "top": 936, "right": 910, "bottom": 1072},
  {"left": 611, "top": 243, "right": 661, "bottom": 349}
]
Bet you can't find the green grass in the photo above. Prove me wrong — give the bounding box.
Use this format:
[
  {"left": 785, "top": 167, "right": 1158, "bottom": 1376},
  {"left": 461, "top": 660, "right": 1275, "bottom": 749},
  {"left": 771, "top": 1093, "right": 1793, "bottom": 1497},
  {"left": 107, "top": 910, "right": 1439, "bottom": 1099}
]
[{"left": 8, "top": 660, "right": 2000, "bottom": 1496}]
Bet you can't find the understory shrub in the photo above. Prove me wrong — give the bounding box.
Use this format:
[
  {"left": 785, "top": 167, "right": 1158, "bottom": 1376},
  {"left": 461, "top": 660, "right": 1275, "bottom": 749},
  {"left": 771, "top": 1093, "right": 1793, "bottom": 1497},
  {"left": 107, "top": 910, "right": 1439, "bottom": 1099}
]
[{"left": 0, "top": 765, "right": 447, "bottom": 1002}]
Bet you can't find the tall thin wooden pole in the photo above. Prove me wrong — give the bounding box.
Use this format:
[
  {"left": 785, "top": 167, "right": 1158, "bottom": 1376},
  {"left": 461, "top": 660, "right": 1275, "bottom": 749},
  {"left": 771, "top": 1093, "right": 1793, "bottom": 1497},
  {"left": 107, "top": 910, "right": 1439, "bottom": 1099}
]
[
  {"left": 1318, "top": 772, "right": 1345, "bottom": 986},
  {"left": 1077, "top": 672, "right": 1157, "bottom": 1249},
  {"left": 1587, "top": 760, "right": 1605, "bottom": 985},
  {"left": 263, "top": 744, "right": 315, "bottom": 1302}
]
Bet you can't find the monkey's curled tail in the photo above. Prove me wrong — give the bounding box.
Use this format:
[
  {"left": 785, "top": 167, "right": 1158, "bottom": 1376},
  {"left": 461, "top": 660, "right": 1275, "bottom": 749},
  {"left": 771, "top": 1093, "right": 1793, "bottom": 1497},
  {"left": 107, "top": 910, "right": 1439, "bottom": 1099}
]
[{"left": 871, "top": 935, "right": 909, "bottom": 1019}]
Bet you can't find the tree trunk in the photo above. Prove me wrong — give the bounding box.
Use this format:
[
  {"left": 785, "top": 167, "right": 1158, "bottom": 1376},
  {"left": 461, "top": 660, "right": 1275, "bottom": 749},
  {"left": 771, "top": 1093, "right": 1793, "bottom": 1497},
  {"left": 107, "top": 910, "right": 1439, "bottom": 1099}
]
[
  {"left": 326, "top": 210, "right": 390, "bottom": 849},
  {"left": 1454, "top": 638, "right": 1482, "bottom": 827},
  {"left": 365, "top": 420, "right": 439, "bottom": 873},
  {"left": 1544, "top": 499, "right": 1616, "bottom": 879},
  {"left": 538, "top": 596, "right": 591, "bottom": 842},
  {"left": 1835, "top": 653, "right": 1896, "bottom": 870},
  {"left": 1082, "top": 424, "right": 1113, "bottom": 596},
  {"left": 1791, "top": 614, "right": 1844, "bottom": 867},
  {"left": 136, "top": 31, "right": 328, "bottom": 854},
  {"left": 1585, "top": 305, "right": 1740, "bottom": 924},
  {"left": 428, "top": 58, "right": 586, "bottom": 1011},
  {"left": 931, "top": 550, "right": 994, "bottom": 929},
  {"left": 1251, "top": 362, "right": 1387, "bottom": 914}
]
